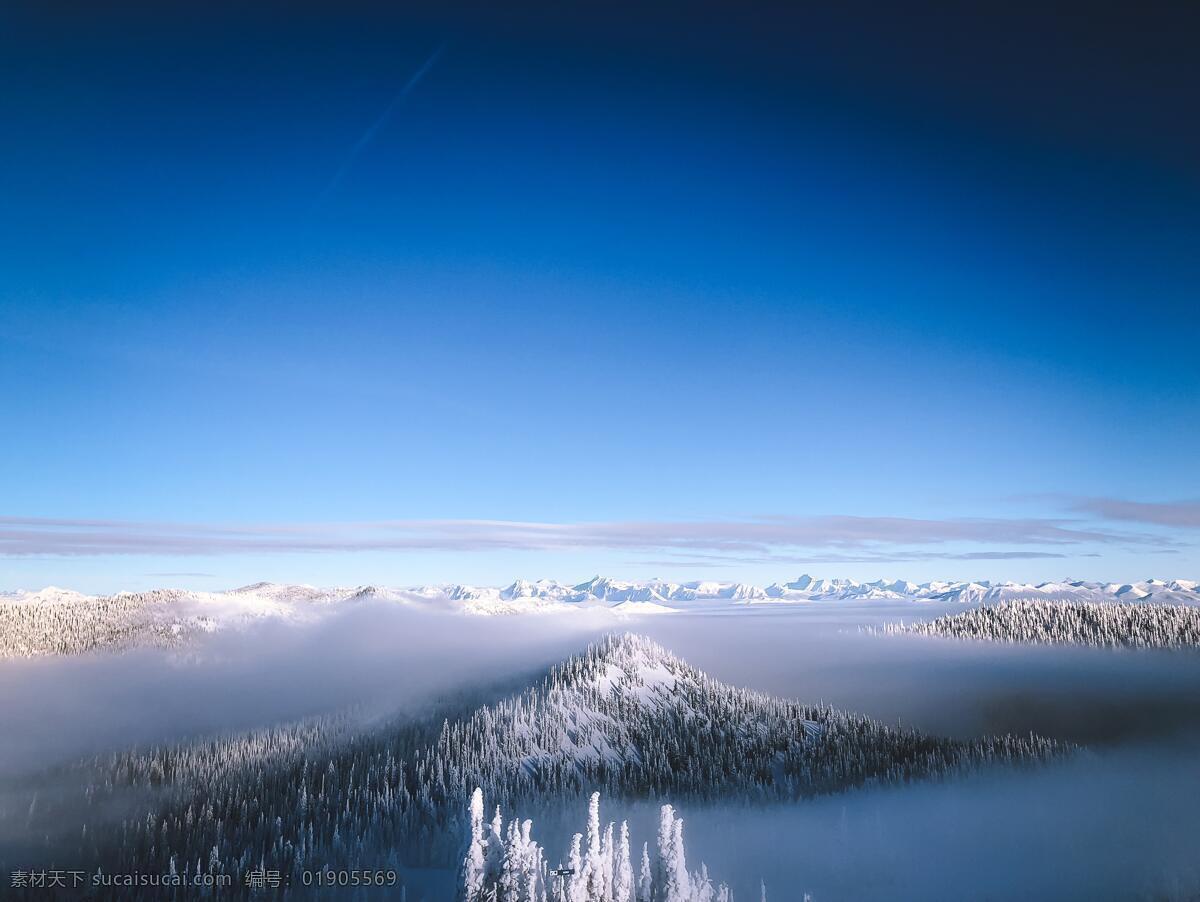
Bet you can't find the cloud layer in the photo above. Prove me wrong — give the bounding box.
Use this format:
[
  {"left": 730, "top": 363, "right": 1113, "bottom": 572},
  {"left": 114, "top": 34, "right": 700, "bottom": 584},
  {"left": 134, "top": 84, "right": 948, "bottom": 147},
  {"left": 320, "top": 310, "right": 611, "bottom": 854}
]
[{"left": 0, "top": 508, "right": 1180, "bottom": 561}]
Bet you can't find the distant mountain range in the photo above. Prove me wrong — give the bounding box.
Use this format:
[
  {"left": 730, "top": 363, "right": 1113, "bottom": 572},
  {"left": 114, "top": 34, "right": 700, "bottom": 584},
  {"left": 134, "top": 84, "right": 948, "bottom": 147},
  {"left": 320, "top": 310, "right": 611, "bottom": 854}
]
[
  {"left": 1, "top": 575, "right": 1197, "bottom": 657},
  {"left": 437, "top": 574, "right": 1200, "bottom": 607}
]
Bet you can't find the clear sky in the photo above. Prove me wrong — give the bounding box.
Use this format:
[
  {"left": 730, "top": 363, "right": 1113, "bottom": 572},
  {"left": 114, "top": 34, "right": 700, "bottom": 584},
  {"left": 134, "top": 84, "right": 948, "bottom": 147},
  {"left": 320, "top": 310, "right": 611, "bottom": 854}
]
[{"left": 2, "top": 2, "right": 1198, "bottom": 592}]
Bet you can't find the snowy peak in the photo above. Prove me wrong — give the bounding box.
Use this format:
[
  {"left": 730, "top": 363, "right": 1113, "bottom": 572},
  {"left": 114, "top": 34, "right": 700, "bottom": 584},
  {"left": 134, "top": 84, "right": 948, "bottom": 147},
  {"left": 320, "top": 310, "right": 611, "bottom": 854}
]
[
  {"left": 564, "top": 633, "right": 687, "bottom": 698},
  {"left": 437, "top": 631, "right": 1066, "bottom": 802},
  {"left": 499, "top": 578, "right": 571, "bottom": 600},
  {"left": 4, "top": 575, "right": 1199, "bottom": 658},
  {"left": 573, "top": 575, "right": 616, "bottom": 595},
  {"left": 1, "top": 586, "right": 95, "bottom": 606},
  {"left": 571, "top": 576, "right": 670, "bottom": 603},
  {"left": 419, "top": 574, "right": 1200, "bottom": 614}
]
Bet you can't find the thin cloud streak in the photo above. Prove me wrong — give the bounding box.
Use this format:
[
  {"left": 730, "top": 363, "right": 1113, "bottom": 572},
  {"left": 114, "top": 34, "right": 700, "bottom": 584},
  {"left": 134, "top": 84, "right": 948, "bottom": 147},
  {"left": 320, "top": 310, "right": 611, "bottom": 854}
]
[
  {"left": 0, "top": 514, "right": 1174, "bottom": 559},
  {"left": 631, "top": 550, "right": 1086, "bottom": 567},
  {"left": 314, "top": 43, "right": 446, "bottom": 210},
  {"left": 1072, "top": 497, "right": 1200, "bottom": 528}
]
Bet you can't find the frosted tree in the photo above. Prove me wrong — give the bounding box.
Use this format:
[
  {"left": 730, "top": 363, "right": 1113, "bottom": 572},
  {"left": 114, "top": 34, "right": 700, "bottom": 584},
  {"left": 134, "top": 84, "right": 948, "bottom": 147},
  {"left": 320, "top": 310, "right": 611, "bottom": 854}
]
[
  {"left": 656, "top": 805, "right": 676, "bottom": 891},
  {"left": 462, "top": 788, "right": 487, "bottom": 900},
  {"left": 567, "top": 832, "right": 587, "bottom": 902},
  {"left": 500, "top": 819, "right": 524, "bottom": 899},
  {"left": 600, "top": 821, "right": 615, "bottom": 901},
  {"left": 511, "top": 819, "right": 547, "bottom": 902},
  {"left": 637, "top": 842, "right": 653, "bottom": 902},
  {"left": 664, "top": 816, "right": 690, "bottom": 902},
  {"left": 456, "top": 800, "right": 736, "bottom": 902},
  {"left": 887, "top": 600, "right": 1200, "bottom": 649},
  {"left": 613, "top": 822, "right": 634, "bottom": 902},
  {"left": 486, "top": 807, "right": 506, "bottom": 885},
  {"left": 582, "top": 792, "right": 605, "bottom": 900}
]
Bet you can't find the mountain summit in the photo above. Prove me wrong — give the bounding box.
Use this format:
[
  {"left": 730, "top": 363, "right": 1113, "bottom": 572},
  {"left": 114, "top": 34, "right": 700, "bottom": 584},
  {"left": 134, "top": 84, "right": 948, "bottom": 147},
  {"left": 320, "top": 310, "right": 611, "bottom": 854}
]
[{"left": 51, "top": 632, "right": 1067, "bottom": 894}]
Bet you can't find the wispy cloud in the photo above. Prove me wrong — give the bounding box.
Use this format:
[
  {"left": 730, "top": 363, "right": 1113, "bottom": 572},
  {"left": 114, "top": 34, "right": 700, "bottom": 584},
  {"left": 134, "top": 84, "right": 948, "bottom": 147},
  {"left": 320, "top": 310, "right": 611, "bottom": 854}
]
[
  {"left": 1071, "top": 497, "right": 1200, "bottom": 529},
  {"left": 314, "top": 43, "right": 446, "bottom": 210},
  {"left": 0, "top": 513, "right": 1173, "bottom": 559},
  {"left": 629, "top": 549, "right": 1091, "bottom": 569}
]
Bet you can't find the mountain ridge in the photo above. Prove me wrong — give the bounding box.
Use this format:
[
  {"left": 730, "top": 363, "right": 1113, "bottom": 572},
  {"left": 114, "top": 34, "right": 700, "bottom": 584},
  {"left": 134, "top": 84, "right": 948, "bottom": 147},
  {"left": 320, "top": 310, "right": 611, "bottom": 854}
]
[
  {"left": 5, "top": 573, "right": 1198, "bottom": 609},
  {"left": 3, "top": 575, "right": 1198, "bottom": 658},
  {"left": 22, "top": 632, "right": 1067, "bottom": 896}
]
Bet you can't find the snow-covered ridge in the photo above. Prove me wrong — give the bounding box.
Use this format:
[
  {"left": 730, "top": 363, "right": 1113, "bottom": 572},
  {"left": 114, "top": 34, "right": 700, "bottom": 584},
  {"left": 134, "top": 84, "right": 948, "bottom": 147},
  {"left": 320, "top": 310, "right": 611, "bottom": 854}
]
[
  {"left": 44, "top": 633, "right": 1062, "bottom": 894},
  {"left": 425, "top": 632, "right": 1067, "bottom": 813},
  {"left": 425, "top": 574, "right": 1200, "bottom": 607},
  {"left": 5, "top": 574, "right": 1197, "bottom": 613},
  {"left": 2, "top": 575, "right": 1197, "bottom": 658},
  {"left": 886, "top": 600, "right": 1200, "bottom": 649}
]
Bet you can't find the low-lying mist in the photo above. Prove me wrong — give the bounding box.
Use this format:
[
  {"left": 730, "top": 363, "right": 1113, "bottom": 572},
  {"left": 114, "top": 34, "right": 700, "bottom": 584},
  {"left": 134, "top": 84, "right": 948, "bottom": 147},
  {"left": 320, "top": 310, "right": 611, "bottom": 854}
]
[
  {"left": 627, "top": 604, "right": 1200, "bottom": 899},
  {"left": 638, "top": 603, "right": 1200, "bottom": 745},
  {"left": 0, "top": 603, "right": 609, "bottom": 778},
  {"left": 3, "top": 599, "right": 1199, "bottom": 898},
  {"left": 575, "top": 742, "right": 1200, "bottom": 901}
]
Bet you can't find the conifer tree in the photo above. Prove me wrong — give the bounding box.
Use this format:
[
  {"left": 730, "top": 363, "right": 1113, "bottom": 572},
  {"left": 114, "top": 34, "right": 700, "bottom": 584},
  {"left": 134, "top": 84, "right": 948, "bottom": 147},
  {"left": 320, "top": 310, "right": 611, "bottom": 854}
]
[
  {"left": 638, "top": 843, "right": 653, "bottom": 902},
  {"left": 463, "top": 788, "right": 487, "bottom": 901},
  {"left": 664, "top": 817, "right": 690, "bottom": 902},
  {"left": 613, "top": 822, "right": 634, "bottom": 902},
  {"left": 693, "top": 864, "right": 713, "bottom": 902},
  {"left": 568, "top": 833, "right": 586, "bottom": 902},
  {"left": 656, "top": 805, "right": 675, "bottom": 892}
]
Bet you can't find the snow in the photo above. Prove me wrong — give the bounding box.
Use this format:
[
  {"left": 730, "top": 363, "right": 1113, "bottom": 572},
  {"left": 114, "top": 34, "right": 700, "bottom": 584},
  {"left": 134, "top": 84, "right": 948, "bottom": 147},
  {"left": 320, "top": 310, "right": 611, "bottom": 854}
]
[
  {"left": 3, "top": 573, "right": 1198, "bottom": 657},
  {"left": 2, "top": 586, "right": 94, "bottom": 606},
  {"left": 888, "top": 599, "right": 1200, "bottom": 648}
]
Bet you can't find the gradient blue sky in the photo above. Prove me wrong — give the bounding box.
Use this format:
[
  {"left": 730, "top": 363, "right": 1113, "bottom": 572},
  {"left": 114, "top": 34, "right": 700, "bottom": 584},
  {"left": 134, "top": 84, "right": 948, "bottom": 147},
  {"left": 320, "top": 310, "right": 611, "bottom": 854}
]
[{"left": 2, "top": 2, "right": 1198, "bottom": 592}]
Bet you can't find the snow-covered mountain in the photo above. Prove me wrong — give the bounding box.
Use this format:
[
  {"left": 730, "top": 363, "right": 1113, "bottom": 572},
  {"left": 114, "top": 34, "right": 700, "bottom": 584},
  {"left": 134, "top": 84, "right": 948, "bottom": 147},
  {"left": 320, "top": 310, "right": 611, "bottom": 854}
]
[
  {"left": 0, "top": 583, "right": 415, "bottom": 658},
  {"left": 37, "top": 634, "right": 1064, "bottom": 896},
  {"left": 427, "top": 633, "right": 1064, "bottom": 807},
  {"left": 410, "top": 574, "right": 1200, "bottom": 608},
  {"left": 3, "top": 575, "right": 1197, "bottom": 658}
]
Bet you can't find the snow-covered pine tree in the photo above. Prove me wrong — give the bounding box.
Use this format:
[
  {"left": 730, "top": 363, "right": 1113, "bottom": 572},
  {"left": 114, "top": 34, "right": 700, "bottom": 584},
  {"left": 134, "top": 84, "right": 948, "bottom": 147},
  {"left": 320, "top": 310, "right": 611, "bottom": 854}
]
[
  {"left": 459, "top": 790, "right": 753, "bottom": 902},
  {"left": 500, "top": 819, "right": 523, "bottom": 899},
  {"left": 656, "top": 805, "right": 675, "bottom": 892},
  {"left": 583, "top": 792, "right": 605, "bottom": 900},
  {"left": 600, "top": 821, "right": 615, "bottom": 901},
  {"left": 887, "top": 599, "right": 1200, "bottom": 648},
  {"left": 487, "top": 807, "right": 506, "bottom": 885},
  {"left": 638, "top": 843, "right": 653, "bottom": 902},
  {"left": 462, "top": 788, "right": 487, "bottom": 900},
  {"left": 613, "top": 822, "right": 634, "bottom": 902},
  {"left": 568, "top": 832, "right": 586, "bottom": 902},
  {"left": 665, "top": 816, "right": 690, "bottom": 902}
]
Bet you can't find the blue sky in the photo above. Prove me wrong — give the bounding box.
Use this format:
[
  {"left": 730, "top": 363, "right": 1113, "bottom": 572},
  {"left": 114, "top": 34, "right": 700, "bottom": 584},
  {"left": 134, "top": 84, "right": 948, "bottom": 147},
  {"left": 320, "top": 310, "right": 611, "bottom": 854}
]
[{"left": 2, "top": 3, "right": 1197, "bottom": 592}]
